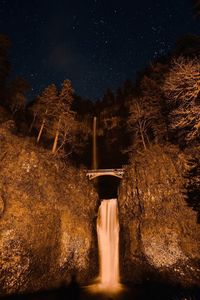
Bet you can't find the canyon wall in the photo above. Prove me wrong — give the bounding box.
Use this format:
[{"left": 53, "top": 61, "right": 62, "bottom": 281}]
[
  {"left": 0, "top": 121, "right": 98, "bottom": 295},
  {"left": 119, "top": 145, "right": 200, "bottom": 286}
]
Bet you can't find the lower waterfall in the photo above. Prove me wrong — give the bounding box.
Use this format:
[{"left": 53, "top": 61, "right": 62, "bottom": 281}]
[
  {"left": 87, "top": 198, "right": 123, "bottom": 294},
  {"left": 97, "top": 199, "right": 120, "bottom": 287}
]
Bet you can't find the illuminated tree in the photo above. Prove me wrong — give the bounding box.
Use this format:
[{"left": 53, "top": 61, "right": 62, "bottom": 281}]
[
  {"left": 31, "top": 84, "right": 58, "bottom": 143},
  {"left": 49, "top": 79, "right": 77, "bottom": 154},
  {"left": 170, "top": 105, "right": 200, "bottom": 141},
  {"left": 128, "top": 97, "right": 160, "bottom": 150},
  {"left": 164, "top": 57, "right": 200, "bottom": 142},
  {"left": 164, "top": 57, "right": 200, "bottom": 103},
  {"left": 128, "top": 68, "right": 168, "bottom": 151},
  {"left": 30, "top": 80, "right": 77, "bottom": 154}
]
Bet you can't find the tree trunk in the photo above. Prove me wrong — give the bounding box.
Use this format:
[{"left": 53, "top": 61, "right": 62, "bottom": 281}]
[
  {"left": 52, "top": 117, "right": 61, "bottom": 154},
  {"left": 37, "top": 119, "right": 45, "bottom": 143}
]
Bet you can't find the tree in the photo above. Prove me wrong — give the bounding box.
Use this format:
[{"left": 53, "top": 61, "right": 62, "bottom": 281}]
[
  {"left": 163, "top": 56, "right": 200, "bottom": 142},
  {"left": 128, "top": 97, "right": 160, "bottom": 150},
  {"left": 0, "top": 34, "right": 11, "bottom": 103},
  {"left": 128, "top": 65, "right": 168, "bottom": 151},
  {"left": 30, "top": 84, "right": 58, "bottom": 143},
  {"left": 102, "top": 88, "right": 115, "bottom": 107},
  {"left": 173, "top": 34, "right": 200, "bottom": 58},
  {"left": 9, "top": 77, "right": 30, "bottom": 115},
  {"left": 49, "top": 79, "right": 77, "bottom": 154},
  {"left": 193, "top": 0, "right": 200, "bottom": 17}
]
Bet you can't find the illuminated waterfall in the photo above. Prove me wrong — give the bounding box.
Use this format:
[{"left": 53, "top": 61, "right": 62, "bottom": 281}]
[
  {"left": 92, "top": 116, "right": 97, "bottom": 170},
  {"left": 96, "top": 198, "right": 121, "bottom": 290},
  {"left": 87, "top": 198, "right": 122, "bottom": 294}
]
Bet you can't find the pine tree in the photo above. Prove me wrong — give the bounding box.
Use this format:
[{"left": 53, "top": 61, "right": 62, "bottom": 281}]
[
  {"left": 49, "top": 79, "right": 77, "bottom": 154},
  {"left": 31, "top": 84, "right": 58, "bottom": 143}
]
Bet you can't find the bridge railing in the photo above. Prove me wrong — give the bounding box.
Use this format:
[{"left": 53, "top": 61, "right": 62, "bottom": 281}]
[{"left": 86, "top": 168, "right": 124, "bottom": 173}]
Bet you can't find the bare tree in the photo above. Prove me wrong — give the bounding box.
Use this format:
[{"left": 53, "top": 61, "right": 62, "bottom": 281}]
[
  {"left": 171, "top": 105, "right": 200, "bottom": 141},
  {"left": 128, "top": 97, "right": 159, "bottom": 150},
  {"left": 164, "top": 56, "right": 200, "bottom": 141},
  {"left": 164, "top": 57, "right": 200, "bottom": 103}
]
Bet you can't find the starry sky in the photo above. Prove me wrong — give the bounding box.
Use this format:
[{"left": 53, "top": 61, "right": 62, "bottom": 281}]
[{"left": 0, "top": 0, "right": 199, "bottom": 100}]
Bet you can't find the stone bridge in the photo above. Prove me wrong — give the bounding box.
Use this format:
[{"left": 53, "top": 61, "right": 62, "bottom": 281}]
[{"left": 86, "top": 168, "right": 124, "bottom": 180}]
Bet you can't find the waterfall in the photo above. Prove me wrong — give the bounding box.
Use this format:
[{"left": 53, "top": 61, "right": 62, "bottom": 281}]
[
  {"left": 86, "top": 198, "right": 124, "bottom": 295},
  {"left": 97, "top": 198, "right": 122, "bottom": 291},
  {"left": 92, "top": 116, "right": 97, "bottom": 170}
]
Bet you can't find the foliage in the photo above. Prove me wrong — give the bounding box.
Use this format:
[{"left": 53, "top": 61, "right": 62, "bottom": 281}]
[
  {"left": 30, "top": 83, "right": 58, "bottom": 142},
  {"left": 49, "top": 79, "right": 77, "bottom": 154},
  {"left": 30, "top": 80, "right": 77, "bottom": 155}
]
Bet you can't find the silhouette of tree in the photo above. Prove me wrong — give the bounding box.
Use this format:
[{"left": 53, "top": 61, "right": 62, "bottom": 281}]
[
  {"left": 0, "top": 34, "right": 11, "bottom": 104},
  {"left": 164, "top": 57, "right": 200, "bottom": 142},
  {"left": 193, "top": 0, "right": 200, "bottom": 17},
  {"left": 9, "top": 77, "right": 30, "bottom": 115},
  {"left": 141, "top": 76, "right": 168, "bottom": 142},
  {"left": 173, "top": 34, "right": 200, "bottom": 57}
]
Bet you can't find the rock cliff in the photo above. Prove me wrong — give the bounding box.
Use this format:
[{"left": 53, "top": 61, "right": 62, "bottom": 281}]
[
  {"left": 0, "top": 120, "right": 98, "bottom": 295},
  {"left": 119, "top": 145, "right": 200, "bottom": 286}
]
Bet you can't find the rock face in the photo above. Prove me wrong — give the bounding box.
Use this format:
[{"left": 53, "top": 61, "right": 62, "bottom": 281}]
[
  {"left": 118, "top": 145, "right": 200, "bottom": 287},
  {"left": 0, "top": 122, "right": 98, "bottom": 295}
]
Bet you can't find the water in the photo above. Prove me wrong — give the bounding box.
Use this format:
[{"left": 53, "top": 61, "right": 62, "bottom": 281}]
[
  {"left": 97, "top": 199, "right": 120, "bottom": 288},
  {"left": 87, "top": 198, "right": 124, "bottom": 296},
  {"left": 2, "top": 199, "right": 199, "bottom": 300},
  {"left": 92, "top": 116, "right": 97, "bottom": 170}
]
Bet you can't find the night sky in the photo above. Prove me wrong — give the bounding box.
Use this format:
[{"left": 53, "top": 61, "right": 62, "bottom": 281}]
[{"left": 0, "top": 0, "right": 199, "bottom": 100}]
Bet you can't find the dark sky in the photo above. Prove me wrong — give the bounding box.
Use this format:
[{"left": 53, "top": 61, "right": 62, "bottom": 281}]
[{"left": 0, "top": 0, "right": 199, "bottom": 100}]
